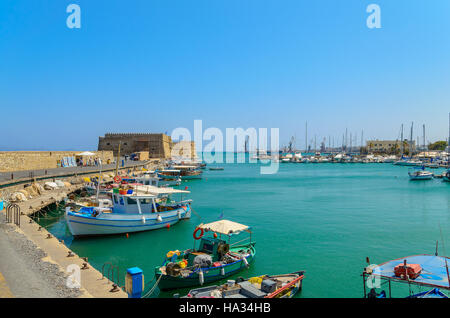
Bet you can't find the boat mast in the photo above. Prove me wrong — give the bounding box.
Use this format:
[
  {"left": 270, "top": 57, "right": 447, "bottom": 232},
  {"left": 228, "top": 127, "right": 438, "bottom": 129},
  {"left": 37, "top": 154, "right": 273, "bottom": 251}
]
[
  {"left": 96, "top": 164, "right": 102, "bottom": 202},
  {"left": 361, "top": 130, "right": 364, "bottom": 153},
  {"left": 349, "top": 132, "right": 352, "bottom": 154},
  {"left": 305, "top": 121, "right": 308, "bottom": 153},
  {"left": 410, "top": 122, "right": 414, "bottom": 156},
  {"left": 115, "top": 141, "right": 122, "bottom": 177},
  {"left": 423, "top": 124, "right": 426, "bottom": 151},
  {"left": 314, "top": 135, "right": 317, "bottom": 153}
]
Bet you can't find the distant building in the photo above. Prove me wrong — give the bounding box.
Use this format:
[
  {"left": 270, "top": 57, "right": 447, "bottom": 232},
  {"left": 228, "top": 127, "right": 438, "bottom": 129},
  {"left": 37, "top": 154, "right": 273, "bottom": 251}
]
[
  {"left": 366, "top": 140, "right": 416, "bottom": 154},
  {"left": 98, "top": 133, "right": 197, "bottom": 159}
]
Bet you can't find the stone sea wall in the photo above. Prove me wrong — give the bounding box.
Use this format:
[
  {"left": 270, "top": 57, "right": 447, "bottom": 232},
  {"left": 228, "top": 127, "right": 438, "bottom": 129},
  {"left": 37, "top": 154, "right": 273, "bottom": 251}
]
[{"left": 0, "top": 151, "right": 114, "bottom": 172}]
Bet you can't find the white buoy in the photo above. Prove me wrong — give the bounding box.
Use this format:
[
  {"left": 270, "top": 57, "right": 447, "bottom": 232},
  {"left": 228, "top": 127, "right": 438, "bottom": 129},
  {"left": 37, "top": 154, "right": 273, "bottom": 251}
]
[
  {"left": 199, "top": 270, "right": 204, "bottom": 285},
  {"left": 141, "top": 216, "right": 146, "bottom": 224},
  {"left": 221, "top": 267, "right": 225, "bottom": 276},
  {"left": 242, "top": 256, "right": 249, "bottom": 267},
  {"left": 177, "top": 210, "right": 182, "bottom": 219},
  {"left": 156, "top": 214, "right": 162, "bottom": 222}
]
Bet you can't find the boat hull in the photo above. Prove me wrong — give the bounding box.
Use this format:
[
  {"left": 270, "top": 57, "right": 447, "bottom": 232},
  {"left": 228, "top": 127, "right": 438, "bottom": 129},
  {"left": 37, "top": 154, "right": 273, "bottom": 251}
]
[
  {"left": 408, "top": 174, "right": 433, "bottom": 180},
  {"left": 65, "top": 206, "right": 191, "bottom": 237}
]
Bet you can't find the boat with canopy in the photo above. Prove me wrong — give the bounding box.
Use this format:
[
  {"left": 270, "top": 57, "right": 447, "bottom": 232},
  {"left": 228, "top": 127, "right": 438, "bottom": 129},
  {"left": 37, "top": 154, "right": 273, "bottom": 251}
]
[
  {"left": 65, "top": 185, "right": 192, "bottom": 237},
  {"left": 155, "top": 219, "right": 255, "bottom": 290},
  {"left": 362, "top": 254, "right": 450, "bottom": 298}
]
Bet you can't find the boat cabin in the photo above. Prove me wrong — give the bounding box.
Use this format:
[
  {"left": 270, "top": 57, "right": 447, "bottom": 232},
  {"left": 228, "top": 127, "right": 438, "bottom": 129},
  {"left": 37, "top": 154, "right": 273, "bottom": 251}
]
[{"left": 111, "top": 185, "right": 190, "bottom": 214}]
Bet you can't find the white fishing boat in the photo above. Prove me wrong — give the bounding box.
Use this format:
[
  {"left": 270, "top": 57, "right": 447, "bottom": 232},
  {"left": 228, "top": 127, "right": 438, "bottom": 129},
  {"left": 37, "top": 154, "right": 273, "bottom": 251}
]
[
  {"left": 170, "top": 165, "right": 203, "bottom": 180},
  {"left": 65, "top": 185, "right": 192, "bottom": 237},
  {"left": 408, "top": 167, "right": 434, "bottom": 180},
  {"left": 251, "top": 149, "right": 273, "bottom": 161},
  {"left": 136, "top": 171, "right": 182, "bottom": 187},
  {"left": 394, "top": 159, "right": 422, "bottom": 166}
]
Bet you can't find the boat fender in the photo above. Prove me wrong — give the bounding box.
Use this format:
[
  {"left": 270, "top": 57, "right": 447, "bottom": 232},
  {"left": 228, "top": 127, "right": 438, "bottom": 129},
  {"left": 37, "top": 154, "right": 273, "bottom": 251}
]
[
  {"left": 141, "top": 215, "right": 146, "bottom": 224},
  {"left": 242, "top": 256, "right": 249, "bottom": 267},
  {"left": 199, "top": 270, "right": 204, "bottom": 285},
  {"left": 221, "top": 267, "right": 225, "bottom": 276},
  {"left": 156, "top": 214, "right": 162, "bottom": 222},
  {"left": 177, "top": 210, "right": 182, "bottom": 219}
]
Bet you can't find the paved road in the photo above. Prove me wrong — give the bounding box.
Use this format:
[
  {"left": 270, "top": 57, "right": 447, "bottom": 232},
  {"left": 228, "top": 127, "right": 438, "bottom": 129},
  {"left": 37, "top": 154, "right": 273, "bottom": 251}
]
[
  {"left": 0, "top": 160, "right": 149, "bottom": 184},
  {"left": 0, "top": 216, "right": 80, "bottom": 297}
]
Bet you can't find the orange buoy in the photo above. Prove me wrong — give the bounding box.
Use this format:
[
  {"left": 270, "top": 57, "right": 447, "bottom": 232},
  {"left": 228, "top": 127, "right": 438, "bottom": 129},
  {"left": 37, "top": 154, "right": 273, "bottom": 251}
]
[
  {"left": 166, "top": 223, "right": 171, "bottom": 229},
  {"left": 126, "top": 233, "right": 129, "bottom": 239},
  {"left": 213, "top": 233, "right": 218, "bottom": 238}
]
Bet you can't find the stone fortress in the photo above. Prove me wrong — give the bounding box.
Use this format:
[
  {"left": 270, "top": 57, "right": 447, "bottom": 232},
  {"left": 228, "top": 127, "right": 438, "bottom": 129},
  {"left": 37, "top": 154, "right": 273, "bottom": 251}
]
[{"left": 98, "top": 133, "right": 196, "bottom": 159}]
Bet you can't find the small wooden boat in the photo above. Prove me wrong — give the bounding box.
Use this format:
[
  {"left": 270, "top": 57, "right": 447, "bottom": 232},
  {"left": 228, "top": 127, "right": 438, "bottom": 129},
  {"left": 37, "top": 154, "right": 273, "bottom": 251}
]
[
  {"left": 155, "top": 220, "right": 255, "bottom": 290},
  {"left": 163, "top": 166, "right": 203, "bottom": 180},
  {"left": 180, "top": 271, "right": 305, "bottom": 298}
]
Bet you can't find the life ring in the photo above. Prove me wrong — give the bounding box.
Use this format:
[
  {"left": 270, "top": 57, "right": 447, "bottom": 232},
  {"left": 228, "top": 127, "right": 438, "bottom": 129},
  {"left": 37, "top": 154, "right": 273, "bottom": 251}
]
[
  {"left": 114, "top": 176, "right": 122, "bottom": 183},
  {"left": 193, "top": 227, "right": 204, "bottom": 240}
]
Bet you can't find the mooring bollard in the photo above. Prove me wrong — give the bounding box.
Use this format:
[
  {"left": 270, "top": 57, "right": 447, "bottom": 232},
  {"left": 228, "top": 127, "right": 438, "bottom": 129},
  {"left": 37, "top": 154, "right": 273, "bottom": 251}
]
[{"left": 110, "top": 284, "right": 120, "bottom": 293}]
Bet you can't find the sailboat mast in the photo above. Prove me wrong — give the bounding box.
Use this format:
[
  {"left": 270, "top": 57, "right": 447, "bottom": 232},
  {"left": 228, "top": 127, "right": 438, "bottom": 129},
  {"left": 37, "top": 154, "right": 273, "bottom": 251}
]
[
  {"left": 361, "top": 130, "right": 364, "bottom": 152},
  {"left": 305, "top": 121, "right": 308, "bottom": 153},
  {"left": 400, "top": 124, "right": 404, "bottom": 157},
  {"left": 423, "top": 124, "right": 425, "bottom": 151}
]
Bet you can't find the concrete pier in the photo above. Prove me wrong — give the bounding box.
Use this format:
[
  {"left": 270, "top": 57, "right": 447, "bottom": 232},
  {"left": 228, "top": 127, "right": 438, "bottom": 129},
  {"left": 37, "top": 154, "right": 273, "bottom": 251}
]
[{"left": 0, "top": 160, "right": 162, "bottom": 298}]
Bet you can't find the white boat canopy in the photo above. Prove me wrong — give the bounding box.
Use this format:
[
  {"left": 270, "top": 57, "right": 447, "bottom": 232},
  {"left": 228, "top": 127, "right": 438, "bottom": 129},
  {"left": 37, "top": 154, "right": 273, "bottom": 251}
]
[
  {"left": 133, "top": 184, "right": 190, "bottom": 195},
  {"left": 172, "top": 165, "right": 198, "bottom": 169},
  {"left": 200, "top": 220, "right": 250, "bottom": 235}
]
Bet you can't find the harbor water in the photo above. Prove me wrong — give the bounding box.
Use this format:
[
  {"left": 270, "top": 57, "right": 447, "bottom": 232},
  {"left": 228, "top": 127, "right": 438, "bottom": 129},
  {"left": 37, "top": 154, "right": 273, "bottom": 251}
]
[{"left": 37, "top": 154, "right": 450, "bottom": 297}]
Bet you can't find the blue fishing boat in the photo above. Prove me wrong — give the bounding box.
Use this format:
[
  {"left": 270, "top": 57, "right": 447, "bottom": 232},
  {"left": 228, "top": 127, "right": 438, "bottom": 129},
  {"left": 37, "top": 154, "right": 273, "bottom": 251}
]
[
  {"left": 362, "top": 254, "right": 450, "bottom": 298},
  {"left": 407, "top": 288, "right": 448, "bottom": 298}
]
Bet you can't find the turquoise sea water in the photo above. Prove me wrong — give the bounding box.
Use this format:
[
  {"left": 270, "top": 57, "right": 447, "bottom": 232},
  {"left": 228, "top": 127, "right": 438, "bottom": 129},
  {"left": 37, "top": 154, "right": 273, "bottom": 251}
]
[{"left": 38, "top": 155, "right": 450, "bottom": 298}]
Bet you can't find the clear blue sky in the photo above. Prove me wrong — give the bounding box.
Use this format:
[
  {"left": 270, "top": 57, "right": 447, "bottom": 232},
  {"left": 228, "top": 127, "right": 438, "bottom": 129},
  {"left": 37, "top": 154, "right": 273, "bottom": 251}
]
[{"left": 1, "top": 0, "right": 449, "bottom": 150}]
